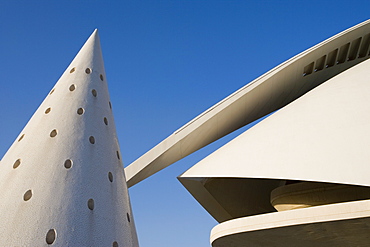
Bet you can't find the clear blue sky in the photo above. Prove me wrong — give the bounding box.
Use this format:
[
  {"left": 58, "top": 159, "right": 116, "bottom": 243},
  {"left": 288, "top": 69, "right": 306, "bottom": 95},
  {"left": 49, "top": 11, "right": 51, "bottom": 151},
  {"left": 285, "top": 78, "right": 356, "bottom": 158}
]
[{"left": 1, "top": 1, "right": 369, "bottom": 246}]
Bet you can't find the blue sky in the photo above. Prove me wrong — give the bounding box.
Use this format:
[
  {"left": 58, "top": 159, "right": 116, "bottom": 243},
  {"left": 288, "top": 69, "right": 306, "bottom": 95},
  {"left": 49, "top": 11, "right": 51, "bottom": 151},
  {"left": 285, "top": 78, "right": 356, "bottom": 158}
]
[{"left": 1, "top": 1, "right": 370, "bottom": 246}]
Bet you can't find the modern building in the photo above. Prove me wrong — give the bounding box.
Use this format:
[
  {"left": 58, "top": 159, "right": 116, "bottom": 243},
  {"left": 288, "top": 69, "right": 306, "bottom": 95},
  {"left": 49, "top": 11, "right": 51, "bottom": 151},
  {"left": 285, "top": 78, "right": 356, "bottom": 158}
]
[
  {"left": 2, "top": 19, "right": 370, "bottom": 246},
  {"left": 126, "top": 19, "right": 370, "bottom": 246}
]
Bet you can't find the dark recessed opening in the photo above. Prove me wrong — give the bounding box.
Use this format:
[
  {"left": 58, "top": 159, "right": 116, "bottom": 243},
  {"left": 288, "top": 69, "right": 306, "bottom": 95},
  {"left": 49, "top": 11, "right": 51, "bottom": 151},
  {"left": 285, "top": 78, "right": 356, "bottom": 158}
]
[
  {"left": 18, "top": 134, "right": 25, "bottom": 142},
  {"left": 314, "top": 55, "right": 326, "bottom": 72},
  {"left": 100, "top": 74, "right": 104, "bottom": 81},
  {"left": 45, "top": 108, "right": 51, "bottom": 114},
  {"left": 104, "top": 117, "right": 108, "bottom": 125},
  {"left": 89, "top": 136, "right": 95, "bottom": 144},
  {"left": 337, "top": 43, "right": 350, "bottom": 64},
  {"left": 88, "top": 198, "right": 94, "bottom": 210},
  {"left": 85, "top": 68, "right": 91, "bottom": 74},
  {"left": 108, "top": 172, "right": 113, "bottom": 182},
  {"left": 92, "top": 89, "right": 97, "bottom": 97},
  {"left": 64, "top": 159, "right": 72, "bottom": 169},
  {"left": 46, "top": 229, "right": 56, "bottom": 245},
  {"left": 70, "top": 67, "right": 76, "bottom": 73},
  {"left": 50, "top": 129, "right": 58, "bottom": 138},
  {"left": 359, "top": 33, "right": 370, "bottom": 58},
  {"left": 77, "top": 108, "right": 84, "bottom": 115},
  {"left": 13, "top": 159, "right": 21, "bottom": 169},
  {"left": 23, "top": 190, "right": 32, "bottom": 201},
  {"left": 326, "top": 49, "right": 338, "bottom": 68},
  {"left": 348, "top": 37, "right": 362, "bottom": 61},
  {"left": 69, "top": 84, "right": 76, "bottom": 92},
  {"left": 303, "top": 62, "right": 314, "bottom": 76}
]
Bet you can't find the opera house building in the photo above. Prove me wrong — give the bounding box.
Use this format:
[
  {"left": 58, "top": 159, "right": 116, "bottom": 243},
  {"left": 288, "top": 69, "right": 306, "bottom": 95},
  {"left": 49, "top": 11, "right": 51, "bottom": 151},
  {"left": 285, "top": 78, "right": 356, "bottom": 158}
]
[
  {"left": 126, "top": 19, "right": 370, "bottom": 246},
  {"left": 2, "top": 19, "right": 370, "bottom": 246}
]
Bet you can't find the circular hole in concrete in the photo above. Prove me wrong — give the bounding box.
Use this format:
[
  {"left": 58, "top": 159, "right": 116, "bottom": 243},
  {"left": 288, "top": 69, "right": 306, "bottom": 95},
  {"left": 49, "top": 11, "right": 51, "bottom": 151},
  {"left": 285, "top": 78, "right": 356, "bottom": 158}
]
[
  {"left": 127, "top": 213, "right": 130, "bottom": 222},
  {"left": 108, "top": 172, "right": 113, "bottom": 182},
  {"left": 116, "top": 151, "right": 120, "bottom": 160},
  {"left": 18, "top": 134, "right": 25, "bottom": 142},
  {"left": 85, "top": 68, "right": 91, "bottom": 74},
  {"left": 89, "top": 136, "right": 95, "bottom": 144},
  {"left": 109, "top": 101, "right": 112, "bottom": 110},
  {"left": 64, "top": 159, "right": 72, "bottom": 169},
  {"left": 49, "top": 89, "right": 55, "bottom": 95},
  {"left": 92, "top": 89, "right": 97, "bottom": 97},
  {"left": 88, "top": 198, "right": 94, "bottom": 210},
  {"left": 100, "top": 74, "right": 104, "bottom": 81},
  {"left": 104, "top": 117, "right": 108, "bottom": 125},
  {"left": 50, "top": 129, "right": 58, "bottom": 138},
  {"left": 113, "top": 241, "right": 118, "bottom": 247},
  {"left": 13, "top": 159, "right": 21, "bottom": 169},
  {"left": 45, "top": 108, "right": 51, "bottom": 114},
  {"left": 23, "top": 190, "right": 32, "bottom": 201},
  {"left": 70, "top": 67, "right": 76, "bottom": 73},
  {"left": 46, "top": 229, "right": 56, "bottom": 245},
  {"left": 69, "top": 84, "right": 76, "bottom": 91},
  {"left": 77, "top": 108, "right": 84, "bottom": 115}
]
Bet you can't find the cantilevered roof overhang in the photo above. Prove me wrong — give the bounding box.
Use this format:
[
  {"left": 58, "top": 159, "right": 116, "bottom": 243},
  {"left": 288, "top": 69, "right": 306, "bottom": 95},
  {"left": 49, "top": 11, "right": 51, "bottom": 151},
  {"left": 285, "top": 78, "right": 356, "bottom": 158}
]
[
  {"left": 178, "top": 58, "right": 370, "bottom": 222},
  {"left": 126, "top": 19, "right": 370, "bottom": 187}
]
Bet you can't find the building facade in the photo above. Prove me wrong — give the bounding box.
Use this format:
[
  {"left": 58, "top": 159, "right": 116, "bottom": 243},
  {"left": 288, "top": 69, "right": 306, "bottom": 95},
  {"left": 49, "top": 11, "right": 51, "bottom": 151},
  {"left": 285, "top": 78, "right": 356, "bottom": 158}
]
[{"left": 127, "top": 20, "right": 370, "bottom": 246}]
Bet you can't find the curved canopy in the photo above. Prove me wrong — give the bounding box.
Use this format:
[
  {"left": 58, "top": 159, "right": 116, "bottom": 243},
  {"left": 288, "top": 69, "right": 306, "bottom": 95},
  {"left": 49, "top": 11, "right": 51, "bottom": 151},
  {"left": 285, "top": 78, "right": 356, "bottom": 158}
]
[{"left": 180, "top": 58, "right": 370, "bottom": 186}]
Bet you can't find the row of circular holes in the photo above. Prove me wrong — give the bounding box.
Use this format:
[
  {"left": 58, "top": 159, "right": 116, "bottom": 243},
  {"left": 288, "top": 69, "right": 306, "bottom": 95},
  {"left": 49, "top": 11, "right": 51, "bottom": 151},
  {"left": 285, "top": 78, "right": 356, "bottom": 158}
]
[
  {"left": 20, "top": 68, "right": 112, "bottom": 143},
  {"left": 19, "top": 67, "right": 123, "bottom": 245},
  {"left": 70, "top": 67, "right": 104, "bottom": 81},
  {"left": 16, "top": 143, "right": 123, "bottom": 244},
  {"left": 45, "top": 231, "right": 121, "bottom": 246},
  {"left": 14, "top": 158, "right": 115, "bottom": 179},
  {"left": 19, "top": 129, "right": 119, "bottom": 154},
  {"left": 45, "top": 106, "right": 109, "bottom": 125},
  {"left": 15, "top": 155, "right": 125, "bottom": 246},
  {"left": 49, "top": 69, "right": 112, "bottom": 110},
  {"left": 19, "top": 65, "right": 118, "bottom": 165},
  {"left": 68, "top": 84, "right": 111, "bottom": 110},
  {"left": 28, "top": 195, "right": 129, "bottom": 246},
  {"left": 14, "top": 139, "right": 120, "bottom": 166}
]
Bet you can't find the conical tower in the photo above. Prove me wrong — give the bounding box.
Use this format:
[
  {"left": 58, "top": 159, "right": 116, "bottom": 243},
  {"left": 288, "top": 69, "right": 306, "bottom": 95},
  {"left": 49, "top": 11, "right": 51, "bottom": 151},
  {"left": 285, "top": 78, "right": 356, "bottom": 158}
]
[{"left": 0, "top": 30, "right": 139, "bottom": 246}]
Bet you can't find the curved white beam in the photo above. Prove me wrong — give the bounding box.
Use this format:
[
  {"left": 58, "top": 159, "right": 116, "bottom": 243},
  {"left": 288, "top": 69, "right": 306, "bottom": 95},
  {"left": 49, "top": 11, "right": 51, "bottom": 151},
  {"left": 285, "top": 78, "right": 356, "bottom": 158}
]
[{"left": 126, "top": 19, "right": 370, "bottom": 187}]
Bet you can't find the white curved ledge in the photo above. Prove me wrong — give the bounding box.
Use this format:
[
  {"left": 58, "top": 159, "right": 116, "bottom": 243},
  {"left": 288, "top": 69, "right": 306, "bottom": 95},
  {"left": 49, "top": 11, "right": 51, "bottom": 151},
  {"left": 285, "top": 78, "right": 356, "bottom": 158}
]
[{"left": 211, "top": 199, "right": 370, "bottom": 247}]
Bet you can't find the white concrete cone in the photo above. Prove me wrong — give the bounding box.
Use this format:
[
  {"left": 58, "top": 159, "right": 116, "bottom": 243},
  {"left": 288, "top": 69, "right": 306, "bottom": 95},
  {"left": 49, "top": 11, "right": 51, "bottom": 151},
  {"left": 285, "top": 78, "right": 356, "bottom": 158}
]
[{"left": 0, "top": 30, "right": 139, "bottom": 247}]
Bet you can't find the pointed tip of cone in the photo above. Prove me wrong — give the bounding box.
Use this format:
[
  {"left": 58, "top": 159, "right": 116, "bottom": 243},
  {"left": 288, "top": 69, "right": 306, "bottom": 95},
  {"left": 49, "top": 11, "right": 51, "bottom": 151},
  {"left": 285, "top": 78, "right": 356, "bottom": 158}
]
[
  {"left": 89, "top": 29, "right": 99, "bottom": 39},
  {"left": 65, "top": 27, "right": 105, "bottom": 76}
]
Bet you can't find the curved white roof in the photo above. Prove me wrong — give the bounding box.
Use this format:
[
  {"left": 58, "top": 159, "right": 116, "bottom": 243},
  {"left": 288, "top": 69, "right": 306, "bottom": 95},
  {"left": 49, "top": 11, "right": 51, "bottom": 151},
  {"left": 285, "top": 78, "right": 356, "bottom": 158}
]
[
  {"left": 126, "top": 19, "right": 370, "bottom": 187},
  {"left": 180, "top": 57, "right": 370, "bottom": 186},
  {"left": 178, "top": 55, "right": 370, "bottom": 222}
]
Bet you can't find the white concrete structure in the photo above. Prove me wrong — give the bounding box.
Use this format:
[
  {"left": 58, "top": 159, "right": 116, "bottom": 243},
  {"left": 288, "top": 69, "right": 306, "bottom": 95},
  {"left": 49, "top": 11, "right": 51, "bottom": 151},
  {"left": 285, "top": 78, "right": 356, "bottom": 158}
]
[
  {"left": 0, "top": 30, "right": 138, "bottom": 246},
  {"left": 127, "top": 19, "right": 370, "bottom": 246}
]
